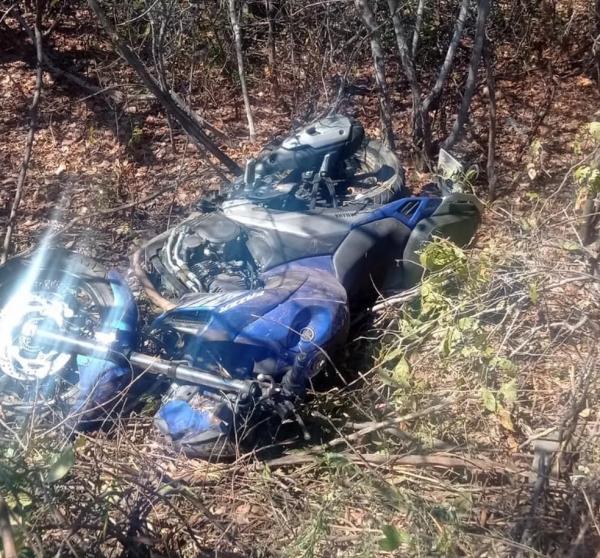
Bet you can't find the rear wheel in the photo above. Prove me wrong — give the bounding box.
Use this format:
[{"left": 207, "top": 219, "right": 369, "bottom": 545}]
[{"left": 348, "top": 139, "right": 407, "bottom": 205}]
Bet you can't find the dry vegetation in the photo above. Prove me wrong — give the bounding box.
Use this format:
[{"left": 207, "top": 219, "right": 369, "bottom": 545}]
[{"left": 1, "top": 0, "right": 599, "bottom": 556}]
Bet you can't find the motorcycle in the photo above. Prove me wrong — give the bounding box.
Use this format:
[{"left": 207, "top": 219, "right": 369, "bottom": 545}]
[{"left": 0, "top": 115, "right": 481, "bottom": 457}]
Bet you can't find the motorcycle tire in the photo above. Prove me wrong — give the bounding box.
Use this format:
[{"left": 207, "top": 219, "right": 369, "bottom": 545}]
[
  {"left": 0, "top": 248, "right": 115, "bottom": 308},
  {"left": 0, "top": 249, "right": 117, "bottom": 417},
  {"left": 350, "top": 139, "right": 407, "bottom": 205}
]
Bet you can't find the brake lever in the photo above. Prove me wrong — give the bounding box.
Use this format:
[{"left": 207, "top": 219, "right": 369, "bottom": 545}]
[{"left": 256, "top": 375, "right": 311, "bottom": 441}]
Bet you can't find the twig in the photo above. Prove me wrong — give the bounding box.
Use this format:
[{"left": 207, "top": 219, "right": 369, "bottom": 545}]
[
  {"left": 371, "top": 285, "right": 420, "bottom": 312},
  {"left": 266, "top": 450, "right": 520, "bottom": 475},
  {"left": 14, "top": 7, "right": 123, "bottom": 104},
  {"left": 321, "top": 398, "right": 454, "bottom": 449},
  {"left": 1, "top": 5, "right": 43, "bottom": 264},
  {"left": 0, "top": 4, "right": 16, "bottom": 25},
  {"left": 262, "top": 399, "right": 457, "bottom": 471},
  {"left": 45, "top": 184, "right": 177, "bottom": 243}
]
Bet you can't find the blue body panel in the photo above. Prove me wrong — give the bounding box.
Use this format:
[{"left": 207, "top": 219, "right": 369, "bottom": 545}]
[
  {"left": 152, "top": 261, "right": 348, "bottom": 380},
  {"left": 74, "top": 271, "right": 139, "bottom": 419},
  {"left": 352, "top": 196, "right": 441, "bottom": 228},
  {"left": 83, "top": 195, "right": 449, "bottom": 440},
  {"left": 150, "top": 197, "right": 438, "bottom": 381}
]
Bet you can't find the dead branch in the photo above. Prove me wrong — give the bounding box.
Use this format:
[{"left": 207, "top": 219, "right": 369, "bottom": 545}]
[
  {"left": 422, "top": 0, "right": 469, "bottom": 114},
  {"left": 484, "top": 38, "right": 498, "bottom": 201},
  {"left": 354, "top": 0, "right": 395, "bottom": 149},
  {"left": 387, "top": 0, "right": 430, "bottom": 158},
  {"left": 411, "top": 0, "right": 425, "bottom": 58},
  {"left": 0, "top": 497, "right": 17, "bottom": 558},
  {"left": 46, "top": 183, "right": 178, "bottom": 243},
  {"left": 227, "top": 0, "right": 256, "bottom": 140},
  {"left": 0, "top": 4, "right": 16, "bottom": 25},
  {"left": 14, "top": 9, "right": 124, "bottom": 105},
  {"left": 86, "top": 0, "right": 241, "bottom": 176},
  {"left": 1, "top": 5, "right": 43, "bottom": 265},
  {"left": 321, "top": 398, "right": 454, "bottom": 449},
  {"left": 266, "top": 450, "right": 520, "bottom": 475},
  {"left": 442, "top": 0, "right": 491, "bottom": 150}
]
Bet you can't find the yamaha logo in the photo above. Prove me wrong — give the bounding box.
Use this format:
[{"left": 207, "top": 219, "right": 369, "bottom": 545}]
[{"left": 300, "top": 327, "right": 315, "bottom": 342}]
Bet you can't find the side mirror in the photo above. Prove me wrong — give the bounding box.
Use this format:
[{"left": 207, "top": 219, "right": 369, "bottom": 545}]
[
  {"left": 437, "top": 149, "right": 463, "bottom": 180},
  {"left": 436, "top": 149, "right": 466, "bottom": 195}
]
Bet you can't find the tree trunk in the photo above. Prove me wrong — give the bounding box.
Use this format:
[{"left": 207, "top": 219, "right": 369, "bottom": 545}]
[
  {"left": 484, "top": 39, "right": 497, "bottom": 201},
  {"left": 354, "top": 0, "right": 395, "bottom": 149},
  {"left": 387, "top": 0, "right": 430, "bottom": 160},
  {"left": 228, "top": 0, "right": 256, "bottom": 141},
  {"left": 87, "top": 0, "right": 241, "bottom": 176},
  {"left": 411, "top": 0, "right": 425, "bottom": 57},
  {"left": 2, "top": 5, "right": 43, "bottom": 264},
  {"left": 422, "top": 0, "right": 470, "bottom": 114},
  {"left": 442, "top": 0, "right": 491, "bottom": 150},
  {"left": 265, "top": 0, "right": 280, "bottom": 98}
]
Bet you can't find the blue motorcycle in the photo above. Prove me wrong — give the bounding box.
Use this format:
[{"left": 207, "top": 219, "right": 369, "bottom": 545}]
[{"left": 0, "top": 115, "right": 481, "bottom": 457}]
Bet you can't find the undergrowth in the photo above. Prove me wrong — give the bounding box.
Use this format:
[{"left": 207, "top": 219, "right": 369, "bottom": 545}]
[{"left": 1, "top": 195, "right": 599, "bottom": 556}]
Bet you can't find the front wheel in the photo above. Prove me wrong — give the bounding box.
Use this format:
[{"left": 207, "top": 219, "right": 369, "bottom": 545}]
[{"left": 0, "top": 249, "right": 134, "bottom": 424}]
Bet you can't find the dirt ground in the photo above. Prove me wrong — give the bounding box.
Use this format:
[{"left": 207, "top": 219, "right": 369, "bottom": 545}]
[{"left": 1, "top": 3, "right": 600, "bottom": 556}]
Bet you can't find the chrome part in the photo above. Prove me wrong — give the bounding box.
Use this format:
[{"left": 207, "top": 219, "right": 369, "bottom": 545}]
[{"left": 0, "top": 294, "right": 73, "bottom": 381}]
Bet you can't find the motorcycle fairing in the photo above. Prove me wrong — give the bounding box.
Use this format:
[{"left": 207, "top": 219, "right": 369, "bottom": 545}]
[
  {"left": 72, "top": 270, "right": 140, "bottom": 422},
  {"left": 206, "top": 196, "right": 440, "bottom": 275},
  {"left": 145, "top": 193, "right": 479, "bottom": 384},
  {"left": 152, "top": 262, "right": 349, "bottom": 447},
  {"left": 152, "top": 262, "right": 349, "bottom": 381}
]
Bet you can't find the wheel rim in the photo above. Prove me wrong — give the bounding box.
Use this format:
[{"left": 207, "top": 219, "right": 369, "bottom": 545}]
[
  {"left": 0, "top": 268, "right": 107, "bottom": 385},
  {"left": 0, "top": 293, "right": 74, "bottom": 381}
]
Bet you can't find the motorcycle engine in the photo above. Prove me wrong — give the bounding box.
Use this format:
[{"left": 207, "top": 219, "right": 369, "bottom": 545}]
[
  {"left": 148, "top": 213, "right": 260, "bottom": 298},
  {"left": 181, "top": 230, "right": 251, "bottom": 294}
]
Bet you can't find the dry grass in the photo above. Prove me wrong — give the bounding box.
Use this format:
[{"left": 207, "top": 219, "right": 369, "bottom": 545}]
[
  {"left": 1, "top": 193, "right": 599, "bottom": 557},
  {"left": 1, "top": 2, "right": 599, "bottom": 554}
]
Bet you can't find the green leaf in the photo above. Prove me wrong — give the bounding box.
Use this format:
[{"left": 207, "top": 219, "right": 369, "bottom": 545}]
[
  {"left": 381, "top": 346, "right": 404, "bottom": 365},
  {"left": 440, "top": 326, "right": 461, "bottom": 357},
  {"left": 4, "top": 492, "right": 32, "bottom": 510},
  {"left": 528, "top": 282, "right": 539, "bottom": 304},
  {"left": 490, "top": 356, "right": 516, "bottom": 374},
  {"left": 499, "top": 379, "right": 518, "bottom": 404},
  {"left": 45, "top": 446, "right": 75, "bottom": 483},
  {"left": 392, "top": 357, "right": 411, "bottom": 387},
  {"left": 588, "top": 122, "right": 600, "bottom": 142},
  {"left": 562, "top": 240, "right": 581, "bottom": 252},
  {"left": 378, "top": 524, "right": 410, "bottom": 551},
  {"left": 481, "top": 388, "right": 497, "bottom": 413},
  {"left": 457, "top": 317, "right": 479, "bottom": 332}
]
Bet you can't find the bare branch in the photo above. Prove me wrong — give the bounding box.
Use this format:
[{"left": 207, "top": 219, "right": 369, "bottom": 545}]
[
  {"left": 484, "top": 38, "right": 498, "bottom": 200},
  {"left": 228, "top": 0, "right": 256, "bottom": 140},
  {"left": 86, "top": 0, "right": 241, "bottom": 175},
  {"left": 422, "top": 0, "right": 470, "bottom": 114},
  {"left": 387, "top": 0, "right": 430, "bottom": 157},
  {"left": 1, "top": 5, "right": 43, "bottom": 264},
  {"left": 442, "top": 0, "right": 491, "bottom": 150},
  {"left": 411, "top": 0, "right": 425, "bottom": 57},
  {"left": 354, "top": 0, "right": 395, "bottom": 149}
]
